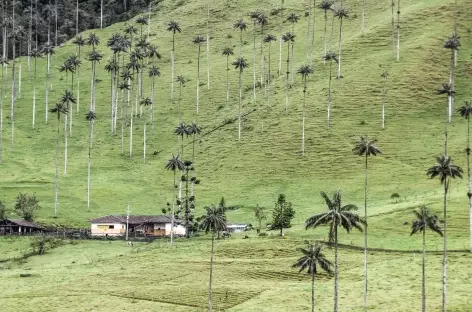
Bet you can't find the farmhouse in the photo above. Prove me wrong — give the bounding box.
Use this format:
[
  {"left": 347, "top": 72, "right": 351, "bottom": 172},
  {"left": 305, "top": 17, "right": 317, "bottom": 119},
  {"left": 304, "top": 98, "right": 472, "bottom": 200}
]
[
  {"left": 0, "top": 219, "right": 43, "bottom": 235},
  {"left": 89, "top": 215, "right": 186, "bottom": 237}
]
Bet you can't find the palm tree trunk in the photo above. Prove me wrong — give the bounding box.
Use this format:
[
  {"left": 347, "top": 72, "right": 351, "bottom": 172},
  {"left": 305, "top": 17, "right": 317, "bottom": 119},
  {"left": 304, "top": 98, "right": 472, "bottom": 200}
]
[
  {"left": 129, "top": 115, "right": 133, "bottom": 159},
  {"left": 290, "top": 38, "right": 295, "bottom": 84},
  {"left": 171, "top": 171, "right": 176, "bottom": 247},
  {"left": 100, "top": 0, "right": 103, "bottom": 29},
  {"left": 323, "top": 11, "right": 327, "bottom": 64},
  {"left": 448, "top": 50, "right": 454, "bottom": 123},
  {"left": 11, "top": 20, "right": 16, "bottom": 150},
  {"left": 143, "top": 122, "right": 146, "bottom": 163},
  {"left": 337, "top": 18, "right": 343, "bottom": 80},
  {"left": 70, "top": 74, "right": 74, "bottom": 136},
  {"left": 18, "top": 63, "right": 21, "bottom": 100},
  {"left": 422, "top": 229, "right": 426, "bottom": 312},
  {"left": 121, "top": 88, "right": 124, "bottom": 155},
  {"left": 334, "top": 223, "right": 339, "bottom": 312},
  {"left": 76, "top": 0, "right": 79, "bottom": 36},
  {"left": 285, "top": 42, "right": 290, "bottom": 113},
  {"left": 87, "top": 119, "right": 93, "bottom": 211},
  {"left": 391, "top": 0, "right": 395, "bottom": 58},
  {"left": 209, "top": 232, "right": 215, "bottom": 312},
  {"left": 305, "top": 0, "right": 311, "bottom": 61},
  {"left": 253, "top": 22, "right": 257, "bottom": 101},
  {"left": 382, "top": 80, "right": 386, "bottom": 129},
  {"left": 311, "top": 271, "right": 315, "bottom": 312},
  {"left": 151, "top": 78, "right": 155, "bottom": 137},
  {"left": 226, "top": 56, "right": 230, "bottom": 101},
  {"left": 327, "top": 58, "right": 333, "bottom": 127},
  {"left": 28, "top": 0, "right": 33, "bottom": 80},
  {"left": 238, "top": 68, "right": 242, "bottom": 141},
  {"left": 77, "top": 49, "right": 81, "bottom": 114},
  {"left": 197, "top": 45, "right": 200, "bottom": 114},
  {"left": 178, "top": 81, "right": 182, "bottom": 123},
  {"left": 171, "top": 47, "right": 175, "bottom": 103},
  {"left": 46, "top": 53, "right": 50, "bottom": 123},
  {"left": 64, "top": 101, "right": 68, "bottom": 176},
  {"left": 468, "top": 117, "right": 472, "bottom": 252},
  {"left": 0, "top": 64, "right": 3, "bottom": 164},
  {"left": 362, "top": 0, "right": 365, "bottom": 35},
  {"left": 329, "top": 13, "right": 335, "bottom": 52},
  {"left": 302, "top": 79, "right": 306, "bottom": 155},
  {"left": 442, "top": 180, "right": 448, "bottom": 312},
  {"left": 32, "top": 59, "right": 36, "bottom": 129},
  {"left": 54, "top": 0, "right": 58, "bottom": 46},
  {"left": 206, "top": 4, "right": 210, "bottom": 90},
  {"left": 364, "top": 153, "right": 368, "bottom": 311},
  {"left": 54, "top": 116, "right": 60, "bottom": 218},
  {"left": 260, "top": 26, "right": 264, "bottom": 87},
  {"left": 396, "top": 0, "right": 400, "bottom": 62}
]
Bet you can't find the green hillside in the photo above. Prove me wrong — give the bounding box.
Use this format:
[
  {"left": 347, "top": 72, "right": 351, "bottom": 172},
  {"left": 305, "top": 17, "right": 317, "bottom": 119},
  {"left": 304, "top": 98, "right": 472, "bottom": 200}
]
[{"left": 0, "top": 0, "right": 471, "bottom": 244}]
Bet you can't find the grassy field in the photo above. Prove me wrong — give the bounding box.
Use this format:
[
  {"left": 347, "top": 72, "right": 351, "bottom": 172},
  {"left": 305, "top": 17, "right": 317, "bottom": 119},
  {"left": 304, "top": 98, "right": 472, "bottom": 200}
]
[{"left": 1, "top": 0, "right": 472, "bottom": 310}]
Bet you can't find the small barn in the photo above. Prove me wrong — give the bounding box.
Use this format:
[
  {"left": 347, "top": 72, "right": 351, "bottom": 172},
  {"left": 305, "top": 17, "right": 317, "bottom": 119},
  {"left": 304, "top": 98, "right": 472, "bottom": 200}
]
[
  {"left": 0, "top": 219, "right": 43, "bottom": 235},
  {"left": 89, "top": 215, "right": 186, "bottom": 237}
]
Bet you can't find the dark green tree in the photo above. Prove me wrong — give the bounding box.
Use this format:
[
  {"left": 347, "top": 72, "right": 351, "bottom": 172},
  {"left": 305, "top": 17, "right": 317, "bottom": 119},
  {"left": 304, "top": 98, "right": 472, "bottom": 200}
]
[
  {"left": 270, "top": 194, "right": 295, "bottom": 236},
  {"left": 15, "top": 193, "right": 40, "bottom": 222}
]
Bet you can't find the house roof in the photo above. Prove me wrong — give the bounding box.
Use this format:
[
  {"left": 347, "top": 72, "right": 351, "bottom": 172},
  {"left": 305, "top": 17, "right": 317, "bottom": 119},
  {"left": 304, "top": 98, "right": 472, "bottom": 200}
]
[
  {"left": 89, "top": 215, "right": 173, "bottom": 225},
  {"left": 7, "top": 219, "right": 43, "bottom": 229}
]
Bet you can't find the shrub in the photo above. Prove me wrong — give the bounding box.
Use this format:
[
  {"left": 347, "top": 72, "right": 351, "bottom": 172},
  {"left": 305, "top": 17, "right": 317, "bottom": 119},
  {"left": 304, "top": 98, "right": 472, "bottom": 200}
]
[{"left": 15, "top": 193, "right": 40, "bottom": 221}]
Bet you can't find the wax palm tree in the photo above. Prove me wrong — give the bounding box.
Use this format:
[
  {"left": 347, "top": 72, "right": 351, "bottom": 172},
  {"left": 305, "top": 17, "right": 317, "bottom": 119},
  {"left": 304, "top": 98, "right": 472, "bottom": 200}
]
[
  {"left": 305, "top": 190, "right": 365, "bottom": 312},
  {"left": 396, "top": 0, "right": 400, "bottom": 61},
  {"left": 105, "top": 58, "right": 119, "bottom": 127},
  {"left": 444, "top": 34, "right": 461, "bottom": 122},
  {"left": 136, "top": 16, "right": 148, "bottom": 41},
  {"left": 149, "top": 65, "right": 160, "bottom": 137},
  {"left": 233, "top": 18, "right": 247, "bottom": 55},
  {"left": 427, "top": 155, "right": 463, "bottom": 312},
  {"left": 233, "top": 56, "right": 249, "bottom": 141},
  {"left": 61, "top": 90, "right": 76, "bottom": 177},
  {"left": 148, "top": 44, "right": 161, "bottom": 65},
  {"left": 297, "top": 65, "right": 312, "bottom": 155},
  {"left": 175, "top": 122, "right": 189, "bottom": 157},
  {"left": 222, "top": 47, "right": 234, "bottom": 102},
  {"left": 263, "top": 34, "right": 276, "bottom": 88},
  {"left": 257, "top": 13, "right": 268, "bottom": 87},
  {"left": 73, "top": 35, "right": 85, "bottom": 113},
  {"left": 410, "top": 205, "right": 443, "bottom": 312},
  {"left": 119, "top": 81, "right": 130, "bottom": 155},
  {"left": 175, "top": 75, "right": 186, "bottom": 123},
  {"left": 334, "top": 8, "right": 349, "bottom": 80},
  {"left": 88, "top": 50, "right": 103, "bottom": 113},
  {"left": 381, "top": 70, "right": 389, "bottom": 129},
  {"left": 66, "top": 55, "right": 81, "bottom": 135},
  {"left": 124, "top": 24, "right": 138, "bottom": 52},
  {"left": 167, "top": 20, "right": 181, "bottom": 103},
  {"left": 140, "top": 97, "right": 152, "bottom": 162},
  {"left": 86, "top": 111, "right": 96, "bottom": 211},
  {"left": 30, "top": 49, "right": 42, "bottom": 129},
  {"left": 43, "top": 43, "right": 55, "bottom": 123},
  {"left": 319, "top": 0, "right": 334, "bottom": 63},
  {"left": 188, "top": 121, "right": 201, "bottom": 164},
  {"left": 200, "top": 205, "right": 227, "bottom": 312},
  {"left": 391, "top": 0, "right": 395, "bottom": 57},
  {"left": 352, "top": 136, "right": 381, "bottom": 310},
  {"left": 49, "top": 103, "right": 67, "bottom": 218},
  {"left": 324, "top": 51, "right": 338, "bottom": 127},
  {"left": 458, "top": 101, "right": 472, "bottom": 252},
  {"left": 87, "top": 33, "right": 100, "bottom": 52},
  {"left": 437, "top": 83, "right": 455, "bottom": 153},
  {"left": 165, "top": 154, "right": 185, "bottom": 247},
  {"left": 249, "top": 11, "right": 261, "bottom": 101},
  {"left": 193, "top": 35, "right": 206, "bottom": 114},
  {"left": 286, "top": 13, "right": 299, "bottom": 83},
  {"left": 293, "top": 241, "right": 333, "bottom": 312},
  {"left": 282, "top": 32, "right": 295, "bottom": 113}
]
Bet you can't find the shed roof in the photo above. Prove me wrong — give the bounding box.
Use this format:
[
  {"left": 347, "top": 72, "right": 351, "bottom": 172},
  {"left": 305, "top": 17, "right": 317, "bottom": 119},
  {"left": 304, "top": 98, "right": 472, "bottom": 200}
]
[
  {"left": 89, "top": 215, "right": 173, "bottom": 225},
  {"left": 6, "top": 219, "right": 43, "bottom": 229}
]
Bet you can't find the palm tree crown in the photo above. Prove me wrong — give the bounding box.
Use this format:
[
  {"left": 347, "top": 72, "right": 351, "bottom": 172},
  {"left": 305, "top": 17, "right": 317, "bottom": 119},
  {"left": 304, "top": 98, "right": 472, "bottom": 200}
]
[
  {"left": 165, "top": 154, "right": 185, "bottom": 172},
  {"left": 50, "top": 103, "right": 68, "bottom": 120},
  {"left": 192, "top": 35, "right": 206, "bottom": 45},
  {"left": 324, "top": 51, "right": 338, "bottom": 63},
  {"left": 282, "top": 32, "right": 296, "bottom": 43},
  {"left": 177, "top": 75, "right": 186, "bottom": 85},
  {"left": 411, "top": 205, "right": 443, "bottom": 237},
  {"left": 136, "top": 16, "right": 148, "bottom": 26},
  {"left": 140, "top": 97, "right": 152, "bottom": 107},
  {"left": 233, "top": 19, "right": 247, "bottom": 31},
  {"left": 73, "top": 35, "right": 85, "bottom": 47},
  {"left": 124, "top": 24, "right": 138, "bottom": 36},
  {"left": 256, "top": 12, "right": 268, "bottom": 27},
  {"left": 292, "top": 241, "right": 333, "bottom": 275},
  {"left": 427, "top": 155, "right": 463, "bottom": 184},
  {"left": 188, "top": 122, "right": 202, "bottom": 136},
  {"left": 149, "top": 65, "right": 161, "bottom": 78},
  {"left": 458, "top": 101, "right": 472, "bottom": 120},
  {"left": 444, "top": 34, "right": 460, "bottom": 50},
  {"left": 437, "top": 83, "right": 455, "bottom": 97},
  {"left": 232, "top": 57, "right": 249, "bottom": 71},
  {"left": 334, "top": 8, "right": 349, "bottom": 20},
  {"left": 87, "top": 33, "right": 100, "bottom": 47},
  {"left": 167, "top": 20, "right": 182, "bottom": 34},
  {"left": 175, "top": 122, "right": 190, "bottom": 138},
  {"left": 61, "top": 90, "right": 76, "bottom": 104},
  {"left": 263, "top": 34, "right": 277, "bottom": 43},
  {"left": 286, "top": 13, "right": 300, "bottom": 24},
  {"left": 318, "top": 0, "right": 334, "bottom": 12},
  {"left": 200, "top": 205, "right": 227, "bottom": 234},
  {"left": 222, "top": 47, "right": 234, "bottom": 57},
  {"left": 352, "top": 136, "right": 381, "bottom": 157},
  {"left": 297, "top": 65, "right": 313, "bottom": 79}
]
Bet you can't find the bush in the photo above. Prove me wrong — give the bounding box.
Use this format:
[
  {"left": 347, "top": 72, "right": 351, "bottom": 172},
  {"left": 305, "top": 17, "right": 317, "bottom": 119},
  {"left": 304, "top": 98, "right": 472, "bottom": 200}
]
[
  {"left": 15, "top": 193, "right": 40, "bottom": 221},
  {"left": 258, "top": 232, "right": 268, "bottom": 237},
  {"left": 29, "top": 236, "right": 64, "bottom": 255}
]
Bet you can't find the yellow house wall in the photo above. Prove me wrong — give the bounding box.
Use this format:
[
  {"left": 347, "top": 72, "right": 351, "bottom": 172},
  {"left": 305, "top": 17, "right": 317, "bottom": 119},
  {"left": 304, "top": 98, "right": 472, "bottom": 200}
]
[{"left": 91, "top": 223, "right": 124, "bottom": 236}]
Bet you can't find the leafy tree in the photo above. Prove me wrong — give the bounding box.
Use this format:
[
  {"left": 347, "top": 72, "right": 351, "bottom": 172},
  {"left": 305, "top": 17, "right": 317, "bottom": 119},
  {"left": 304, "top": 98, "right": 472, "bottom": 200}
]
[
  {"left": 165, "top": 154, "right": 185, "bottom": 247},
  {"left": 253, "top": 205, "right": 267, "bottom": 234},
  {"left": 232, "top": 57, "right": 249, "bottom": 141},
  {"left": 305, "top": 190, "right": 364, "bottom": 312},
  {"left": 193, "top": 35, "right": 206, "bottom": 114},
  {"left": 293, "top": 241, "right": 333, "bottom": 312},
  {"left": 297, "top": 65, "right": 312, "bottom": 155},
  {"left": 427, "top": 155, "right": 462, "bottom": 312},
  {"left": 270, "top": 194, "right": 295, "bottom": 236},
  {"left": 222, "top": 47, "right": 234, "bottom": 102},
  {"left": 199, "top": 205, "right": 227, "bottom": 312},
  {"left": 334, "top": 7, "right": 349, "bottom": 80},
  {"left": 318, "top": 1, "right": 334, "bottom": 64},
  {"left": 15, "top": 193, "right": 40, "bottom": 221},
  {"left": 353, "top": 136, "right": 381, "bottom": 311},
  {"left": 410, "top": 205, "right": 443, "bottom": 312},
  {"left": 458, "top": 101, "right": 472, "bottom": 252},
  {"left": 282, "top": 32, "right": 295, "bottom": 113},
  {"left": 167, "top": 20, "right": 181, "bottom": 103}
]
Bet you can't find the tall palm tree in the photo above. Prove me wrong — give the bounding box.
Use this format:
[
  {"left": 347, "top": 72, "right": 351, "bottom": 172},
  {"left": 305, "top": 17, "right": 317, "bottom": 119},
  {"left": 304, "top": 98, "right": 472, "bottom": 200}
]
[
  {"left": 233, "top": 18, "right": 247, "bottom": 56},
  {"left": 324, "top": 51, "right": 337, "bottom": 127},
  {"left": 124, "top": 24, "right": 138, "bottom": 53},
  {"left": 232, "top": 56, "right": 249, "bottom": 141},
  {"left": 305, "top": 190, "right": 365, "bottom": 312},
  {"left": 140, "top": 97, "right": 152, "bottom": 162},
  {"left": 410, "top": 205, "right": 443, "bottom": 312},
  {"left": 319, "top": 0, "right": 334, "bottom": 64},
  {"left": 286, "top": 13, "right": 300, "bottom": 84},
  {"left": 249, "top": 11, "right": 261, "bottom": 101},
  {"left": 136, "top": 16, "right": 148, "bottom": 41},
  {"left": 60, "top": 90, "right": 76, "bottom": 177},
  {"left": 174, "top": 122, "right": 189, "bottom": 157},
  {"left": 167, "top": 20, "right": 181, "bottom": 103},
  {"left": 278, "top": 0, "right": 284, "bottom": 76},
  {"left": 292, "top": 241, "right": 333, "bottom": 312},
  {"left": 334, "top": 7, "right": 349, "bottom": 80},
  {"left": 352, "top": 136, "right": 381, "bottom": 311},
  {"left": 87, "top": 33, "right": 100, "bottom": 52},
  {"left": 193, "top": 35, "right": 206, "bottom": 114},
  {"left": 188, "top": 122, "right": 201, "bottom": 165},
  {"left": 66, "top": 55, "right": 81, "bottom": 136},
  {"left": 444, "top": 34, "right": 460, "bottom": 122},
  {"left": 43, "top": 43, "right": 55, "bottom": 124},
  {"left": 73, "top": 35, "right": 85, "bottom": 113},
  {"left": 437, "top": 83, "right": 455, "bottom": 154},
  {"left": 49, "top": 103, "right": 67, "bottom": 218},
  {"left": 396, "top": 0, "right": 400, "bottom": 62},
  {"left": 381, "top": 70, "right": 389, "bottom": 129},
  {"left": 149, "top": 65, "right": 160, "bottom": 137},
  {"left": 88, "top": 50, "right": 103, "bottom": 115},
  {"left": 257, "top": 13, "right": 268, "bottom": 87},
  {"left": 176, "top": 75, "right": 186, "bottom": 123},
  {"left": 297, "top": 65, "right": 312, "bottom": 155},
  {"left": 458, "top": 101, "right": 472, "bottom": 252},
  {"left": 105, "top": 58, "right": 119, "bottom": 130},
  {"left": 30, "top": 49, "right": 41, "bottom": 129},
  {"left": 165, "top": 154, "right": 185, "bottom": 247},
  {"left": 391, "top": 0, "right": 395, "bottom": 58},
  {"left": 222, "top": 47, "right": 234, "bottom": 102},
  {"left": 427, "top": 155, "right": 463, "bottom": 312},
  {"left": 86, "top": 111, "right": 96, "bottom": 211},
  {"left": 200, "top": 205, "right": 227, "bottom": 312},
  {"left": 118, "top": 81, "right": 130, "bottom": 155},
  {"left": 206, "top": 4, "right": 211, "bottom": 90},
  {"left": 263, "top": 34, "right": 276, "bottom": 90},
  {"left": 282, "top": 32, "right": 295, "bottom": 113}
]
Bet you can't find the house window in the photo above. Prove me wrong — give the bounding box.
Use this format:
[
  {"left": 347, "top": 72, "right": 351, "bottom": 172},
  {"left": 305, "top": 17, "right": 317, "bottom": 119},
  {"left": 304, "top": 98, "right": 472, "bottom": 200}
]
[{"left": 109, "top": 225, "right": 115, "bottom": 229}]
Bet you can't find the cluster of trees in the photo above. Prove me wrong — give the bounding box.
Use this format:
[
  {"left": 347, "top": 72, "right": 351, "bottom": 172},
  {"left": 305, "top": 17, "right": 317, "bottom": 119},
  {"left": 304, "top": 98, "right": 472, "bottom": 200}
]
[{"left": 0, "top": 192, "right": 40, "bottom": 221}]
